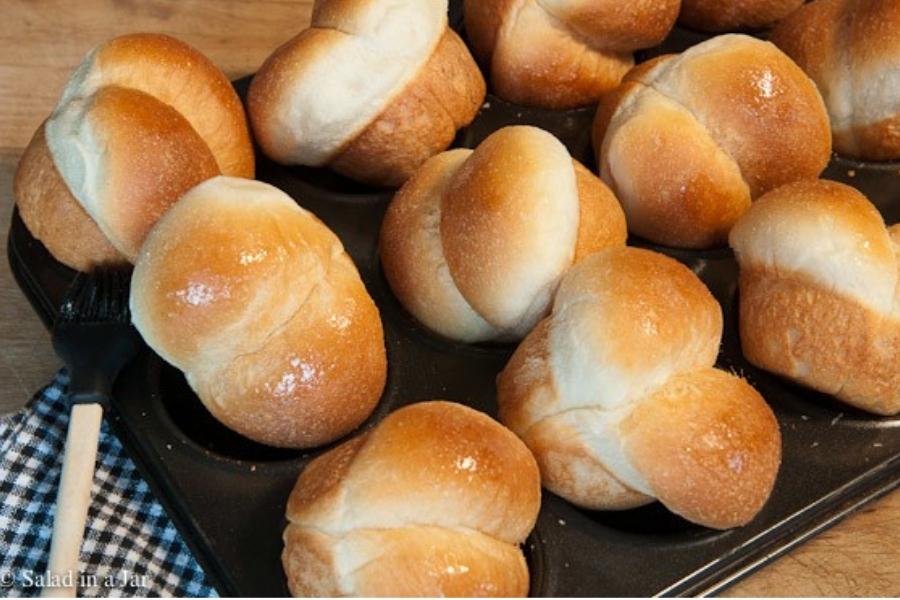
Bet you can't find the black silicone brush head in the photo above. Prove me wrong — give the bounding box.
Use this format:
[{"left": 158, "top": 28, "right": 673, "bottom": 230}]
[
  {"left": 58, "top": 267, "right": 132, "bottom": 325},
  {"left": 53, "top": 266, "right": 141, "bottom": 402}
]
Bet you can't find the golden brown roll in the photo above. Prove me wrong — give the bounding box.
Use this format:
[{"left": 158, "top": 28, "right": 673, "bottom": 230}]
[
  {"left": 248, "top": 0, "right": 485, "bottom": 188},
  {"left": 730, "top": 179, "right": 900, "bottom": 416},
  {"left": 130, "top": 177, "right": 387, "bottom": 448},
  {"left": 464, "top": 0, "right": 681, "bottom": 108},
  {"left": 282, "top": 401, "right": 541, "bottom": 597},
  {"left": 13, "top": 33, "right": 255, "bottom": 271},
  {"left": 679, "top": 0, "right": 804, "bottom": 31},
  {"left": 770, "top": 0, "right": 900, "bottom": 160},
  {"left": 498, "top": 247, "right": 782, "bottom": 529},
  {"left": 380, "top": 125, "right": 627, "bottom": 343},
  {"left": 593, "top": 34, "right": 832, "bottom": 249}
]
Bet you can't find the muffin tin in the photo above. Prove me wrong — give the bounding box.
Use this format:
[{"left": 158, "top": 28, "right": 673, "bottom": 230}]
[{"left": 7, "top": 4, "right": 900, "bottom": 596}]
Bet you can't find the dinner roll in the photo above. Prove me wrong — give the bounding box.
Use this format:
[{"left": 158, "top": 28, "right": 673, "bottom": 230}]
[
  {"left": 14, "top": 33, "right": 254, "bottom": 271},
  {"left": 282, "top": 401, "right": 541, "bottom": 596},
  {"left": 131, "top": 177, "right": 387, "bottom": 448},
  {"left": 770, "top": 0, "right": 900, "bottom": 160},
  {"left": 248, "top": 0, "right": 485, "bottom": 188},
  {"left": 498, "top": 247, "right": 781, "bottom": 529},
  {"left": 593, "top": 34, "right": 831, "bottom": 248},
  {"left": 730, "top": 180, "right": 900, "bottom": 416},
  {"left": 679, "top": 0, "right": 804, "bottom": 31},
  {"left": 464, "top": 0, "right": 680, "bottom": 108},
  {"left": 380, "top": 125, "right": 627, "bottom": 343}
]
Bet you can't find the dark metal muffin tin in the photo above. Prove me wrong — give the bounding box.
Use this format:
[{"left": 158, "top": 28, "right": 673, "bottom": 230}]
[{"left": 7, "top": 4, "right": 900, "bottom": 596}]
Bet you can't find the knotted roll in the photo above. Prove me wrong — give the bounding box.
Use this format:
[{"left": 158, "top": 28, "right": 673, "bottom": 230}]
[
  {"left": 679, "top": 0, "right": 804, "bottom": 32},
  {"left": 380, "top": 125, "right": 627, "bottom": 343},
  {"left": 248, "top": 0, "right": 485, "bottom": 188},
  {"left": 498, "top": 247, "right": 781, "bottom": 529},
  {"left": 770, "top": 0, "right": 900, "bottom": 161},
  {"left": 282, "top": 401, "right": 541, "bottom": 597},
  {"left": 730, "top": 180, "right": 900, "bottom": 416},
  {"left": 14, "top": 33, "right": 255, "bottom": 271},
  {"left": 130, "top": 177, "right": 387, "bottom": 448},
  {"left": 464, "top": 0, "right": 680, "bottom": 108},
  {"left": 593, "top": 34, "right": 831, "bottom": 248}
]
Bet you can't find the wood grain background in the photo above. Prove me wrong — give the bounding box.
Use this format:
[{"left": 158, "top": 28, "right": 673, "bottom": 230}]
[{"left": 0, "top": 1, "right": 896, "bottom": 596}]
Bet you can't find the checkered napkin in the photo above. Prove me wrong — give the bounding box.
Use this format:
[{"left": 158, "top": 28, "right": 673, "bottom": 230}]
[{"left": 0, "top": 370, "right": 217, "bottom": 597}]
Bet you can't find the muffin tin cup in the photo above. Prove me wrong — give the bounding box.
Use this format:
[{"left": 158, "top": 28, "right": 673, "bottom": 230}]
[{"left": 7, "top": 6, "right": 900, "bottom": 595}]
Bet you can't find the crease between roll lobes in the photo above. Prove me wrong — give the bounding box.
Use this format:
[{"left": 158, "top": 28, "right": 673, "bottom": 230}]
[
  {"left": 282, "top": 401, "right": 541, "bottom": 597},
  {"left": 14, "top": 33, "right": 255, "bottom": 272},
  {"left": 498, "top": 247, "right": 782, "bottom": 529},
  {"left": 593, "top": 34, "right": 832, "bottom": 249},
  {"left": 130, "top": 177, "right": 387, "bottom": 449},
  {"left": 730, "top": 179, "right": 900, "bottom": 416},
  {"left": 464, "top": 0, "right": 681, "bottom": 108},
  {"left": 247, "top": 0, "right": 486, "bottom": 188},
  {"left": 380, "top": 125, "right": 627, "bottom": 343}
]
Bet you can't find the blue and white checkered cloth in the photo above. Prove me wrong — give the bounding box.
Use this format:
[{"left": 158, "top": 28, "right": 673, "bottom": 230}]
[{"left": 0, "top": 370, "right": 217, "bottom": 597}]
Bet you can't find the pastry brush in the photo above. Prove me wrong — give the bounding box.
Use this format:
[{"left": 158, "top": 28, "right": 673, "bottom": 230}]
[{"left": 42, "top": 267, "right": 140, "bottom": 597}]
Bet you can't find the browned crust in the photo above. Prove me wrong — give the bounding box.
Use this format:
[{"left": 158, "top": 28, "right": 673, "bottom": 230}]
[
  {"left": 592, "top": 37, "right": 831, "bottom": 248},
  {"left": 193, "top": 274, "right": 387, "bottom": 448},
  {"left": 767, "top": 0, "right": 840, "bottom": 88},
  {"left": 93, "top": 33, "right": 255, "bottom": 178},
  {"left": 739, "top": 266, "right": 900, "bottom": 416},
  {"left": 288, "top": 433, "right": 370, "bottom": 518},
  {"left": 679, "top": 0, "right": 805, "bottom": 31},
  {"left": 837, "top": 113, "right": 900, "bottom": 161},
  {"left": 283, "top": 401, "right": 539, "bottom": 596},
  {"left": 551, "top": 248, "right": 723, "bottom": 373},
  {"left": 498, "top": 248, "right": 779, "bottom": 525},
  {"left": 13, "top": 123, "right": 126, "bottom": 271},
  {"left": 665, "top": 39, "right": 832, "bottom": 199},
  {"left": 15, "top": 32, "right": 253, "bottom": 270},
  {"left": 770, "top": 0, "right": 900, "bottom": 160},
  {"left": 592, "top": 54, "right": 676, "bottom": 150},
  {"left": 598, "top": 89, "right": 752, "bottom": 248},
  {"left": 282, "top": 526, "right": 343, "bottom": 597},
  {"left": 464, "top": 0, "right": 679, "bottom": 108},
  {"left": 92, "top": 86, "right": 221, "bottom": 260},
  {"left": 572, "top": 160, "right": 627, "bottom": 261},
  {"left": 438, "top": 126, "right": 581, "bottom": 332},
  {"left": 329, "top": 28, "right": 486, "bottom": 187},
  {"left": 283, "top": 525, "right": 530, "bottom": 597},
  {"left": 622, "top": 368, "right": 782, "bottom": 529},
  {"left": 497, "top": 319, "right": 557, "bottom": 441},
  {"left": 497, "top": 319, "right": 653, "bottom": 510},
  {"left": 132, "top": 180, "right": 387, "bottom": 449},
  {"left": 488, "top": 9, "right": 634, "bottom": 109},
  {"left": 463, "top": 0, "right": 518, "bottom": 68},
  {"left": 539, "top": 0, "right": 681, "bottom": 52}
]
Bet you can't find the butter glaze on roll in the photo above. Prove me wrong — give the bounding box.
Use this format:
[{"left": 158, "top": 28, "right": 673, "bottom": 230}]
[
  {"left": 464, "top": 0, "right": 681, "bottom": 108},
  {"left": 498, "top": 247, "right": 781, "bottom": 528},
  {"left": 770, "top": 0, "right": 900, "bottom": 160},
  {"left": 131, "top": 177, "right": 387, "bottom": 448},
  {"left": 380, "top": 125, "right": 627, "bottom": 343},
  {"left": 14, "top": 33, "right": 254, "bottom": 271},
  {"left": 679, "top": 0, "right": 804, "bottom": 32},
  {"left": 730, "top": 180, "right": 900, "bottom": 416},
  {"left": 282, "top": 401, "right": 541, "bottom": 596},
  {"left": 248, "top": 0, "right": 485, "bottom": 187},
  {"left": 593, "top": 34, "right": 831, "bottom": 249}
]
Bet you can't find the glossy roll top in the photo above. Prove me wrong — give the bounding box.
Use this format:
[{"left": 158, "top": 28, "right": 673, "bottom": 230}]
[
  {"left": 131, "top": 176, "right": 387, "bottom": 448},
  {"left": 380, "top": 125, "right": 626, "bottom": 343},
  {"left": 282, "top": 401, "right": 541, "bottom": 596},
  {"left": 15, "top": 33, "right": 254, "bottom": 270},
  {"left": 498, "top": 247, "right": 782, "bottom": 528}
]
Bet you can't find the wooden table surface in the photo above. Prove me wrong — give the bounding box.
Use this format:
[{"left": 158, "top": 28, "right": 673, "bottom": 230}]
[{"left": 0, "top": 1, "right": 897, "bottom": 597}]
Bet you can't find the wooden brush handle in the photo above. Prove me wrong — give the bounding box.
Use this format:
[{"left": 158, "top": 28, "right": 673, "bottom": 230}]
[{"left": 42, "top": 403, "right": 103, "bottom": 598}]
